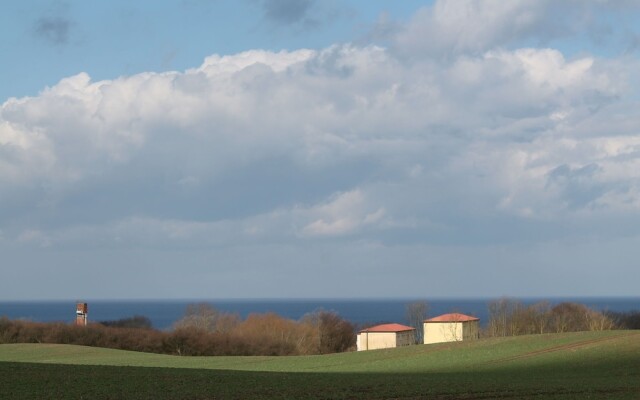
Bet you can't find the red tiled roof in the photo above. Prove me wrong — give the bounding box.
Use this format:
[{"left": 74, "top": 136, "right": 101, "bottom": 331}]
[
  {"left": 359, "top": 323, "right": 416, "bottom": 333},
  {"left": 425, "top": 313, "right": 479, "bottom": 322}
]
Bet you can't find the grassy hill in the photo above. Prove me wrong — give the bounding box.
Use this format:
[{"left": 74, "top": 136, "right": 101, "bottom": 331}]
[{"left": 1, "top": 330, "right": 639, "bottom": 399}]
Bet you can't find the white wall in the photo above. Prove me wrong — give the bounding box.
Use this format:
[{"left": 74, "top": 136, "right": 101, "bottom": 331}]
[
  {"left": 424, "top": 321, "right": 479, "bottom": 344},
  {"left": 357, "top": 331, "right": 397, "bottom": 351}
]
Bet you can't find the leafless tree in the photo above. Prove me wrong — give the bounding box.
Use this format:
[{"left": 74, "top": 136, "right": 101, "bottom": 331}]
[
  {"left": 530, "top": 301, "right": 552, "bottom": 334},
  {"left": 488, "top": 298, "right": 518, "bottom": 337},
  {"left": 301, "top": 309, "right": 355, "bottom": 354},
  {"left": 173, "top": 303, "right": 240, "bottom": 333},
  {"left": 487, "top": 299, "right": 614, "bottom": 337},
  {"left": 405, "top": 301, "right": 429, "bottom": 344}
]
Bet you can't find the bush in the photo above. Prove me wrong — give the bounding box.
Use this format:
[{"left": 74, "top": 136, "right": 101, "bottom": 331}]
[
  {"left": 99, "top": 315, "right": 153, "bottom": 329},
  {"left": 605, "top": 310, "right": 640, "bottom": 330},
  {"left": 0, "top": 307, "right": 357, "bottom": 356},
  {"left": 301, "top": 310, "right": 356, "bottom": 354}
]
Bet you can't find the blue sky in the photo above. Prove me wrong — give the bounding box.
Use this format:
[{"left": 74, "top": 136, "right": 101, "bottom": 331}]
[
  {"left": 1, "top": 0, "right": 640, "bottom": 300},
  {"left": 1, "top": 0, "right": 430, "bottom": 100}
]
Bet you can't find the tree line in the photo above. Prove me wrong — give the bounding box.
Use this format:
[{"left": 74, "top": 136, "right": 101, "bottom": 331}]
[
  {"left": 1, "top": 300, "right": 637, "bottom": 355},
  {"left": 485, "top": 298, "right": 634, "bottom": 337},
  {"left": 403, "top": 299, "right": 639, "bottom": 343},
  {"left": 171, "top": 303, "right": 354, "bottom": 355},
  {"left": 0, "top": 304, "right": 354, "bottom": 356}
]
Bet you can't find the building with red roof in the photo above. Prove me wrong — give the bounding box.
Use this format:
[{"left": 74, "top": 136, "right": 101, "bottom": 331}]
[
  {"left": 356, "top": 323, "right": 416, "bottom": 351},
  {"left": 423, "top": 313, "right": 480, "bottom": 344}
]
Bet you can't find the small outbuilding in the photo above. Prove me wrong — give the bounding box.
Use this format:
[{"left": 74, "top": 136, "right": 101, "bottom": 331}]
[
  {"left": 357, "top": 323, "right": 416, "bottom": 351},
  {"left": 423, "top": 313, "right": 479, "bottom": 345}
]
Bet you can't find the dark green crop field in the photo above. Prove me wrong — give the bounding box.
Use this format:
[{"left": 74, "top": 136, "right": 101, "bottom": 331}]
[{"left": 1, "top": 330, "right": 639, "bottom": 399}]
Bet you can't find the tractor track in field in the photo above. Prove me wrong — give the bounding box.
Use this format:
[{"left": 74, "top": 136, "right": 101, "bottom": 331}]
[{"left": 481, "top": 331, "right": 640, "bottom": 366}]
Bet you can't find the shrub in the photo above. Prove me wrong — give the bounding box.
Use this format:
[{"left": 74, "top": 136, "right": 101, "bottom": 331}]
[
  {"left": 0, "top": 306, "right": 358, "bottom": 356},
  {"left": 99, "top": 315, "right": 153, "bottom": 329}
]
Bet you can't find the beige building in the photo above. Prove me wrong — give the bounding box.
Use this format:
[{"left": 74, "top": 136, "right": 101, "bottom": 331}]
[
  {"left": 357, "top": 323, "right": 416, "bottom": 351},
  {"left": 423, "top": 313, "right": 480, "bottom": 345}
]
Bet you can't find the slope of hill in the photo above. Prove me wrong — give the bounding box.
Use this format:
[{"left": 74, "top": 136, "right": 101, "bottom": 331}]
[{"left": 1, "top": 330, "right": 639, "bottom": 399}]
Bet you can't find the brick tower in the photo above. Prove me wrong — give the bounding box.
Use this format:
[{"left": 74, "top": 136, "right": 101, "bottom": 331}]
[{"left": 75, "top": 302, "right": 88, "bottom": 326}]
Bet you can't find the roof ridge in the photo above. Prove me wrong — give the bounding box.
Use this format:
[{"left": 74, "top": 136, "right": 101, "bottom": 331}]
[
  {"left": 359, "top": 323, "right": 416, "bottom": 333},
  {"left": 425, "top": 313, "right": 479, "bottom": 322}
]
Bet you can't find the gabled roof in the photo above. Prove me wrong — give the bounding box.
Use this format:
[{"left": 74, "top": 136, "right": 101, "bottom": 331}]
[
  {"left": 359, "top": 323, "right": 416, "bottom": 333},
  {"left": 425, "top": 313, "right": 479, "bottom": 322}
]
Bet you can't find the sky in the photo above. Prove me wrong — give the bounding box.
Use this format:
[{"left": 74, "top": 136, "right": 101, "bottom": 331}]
[{"left": 1, "top": 0, "right": 640, "bottom": 300}]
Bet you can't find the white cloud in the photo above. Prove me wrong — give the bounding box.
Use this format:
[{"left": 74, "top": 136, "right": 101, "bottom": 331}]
[
  {"left": 0, "top": 2, "right": 638, "bottom": 256},
  {"left": 298, "top": 190, "right": 386, "bottom": 237},
  {"left": 17, "top": 229, "right": 51, "bottom": 247},
  {"left": 390, "top": 0, "right": 640, "bottom": 61},
  {"left": 2, "top": 1, "right": 640, "bottom": 299},
  {"left": 393, "top": 0, "right": 551, "bottom": 57},
  {"left": 196, "top": 49, "right": 315, "bottom": 75}
]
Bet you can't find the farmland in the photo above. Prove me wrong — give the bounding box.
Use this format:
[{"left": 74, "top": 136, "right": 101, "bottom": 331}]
[{"left": 1, "top": 330, "right": 639, "bottom": 399}]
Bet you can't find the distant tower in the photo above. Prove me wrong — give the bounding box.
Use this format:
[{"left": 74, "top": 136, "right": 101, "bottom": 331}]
[{"left": 75, "top": 302, "right": 88, "bottom": 326}]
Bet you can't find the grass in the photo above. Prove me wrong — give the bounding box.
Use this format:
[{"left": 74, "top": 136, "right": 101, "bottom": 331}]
[{"left": 1, "top": 330, "right": 639, "bottom": 399}]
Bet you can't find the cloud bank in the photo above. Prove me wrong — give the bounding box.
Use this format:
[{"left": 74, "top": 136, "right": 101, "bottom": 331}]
[{"left": 2, "top": 0, "right": 639, "bottom": 298}]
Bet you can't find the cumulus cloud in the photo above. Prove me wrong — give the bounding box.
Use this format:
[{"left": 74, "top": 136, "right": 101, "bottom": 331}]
[
  {"left": 3, "top": 0, "right": 640, "bottom": 299},
  {"left": 1, "top": 0, "right": 639, "bottom": 256},
  {"left": 393, "top": 0, "right": 550, "bottom": 57},
  {"left": 298, "top": 190, "right": 385, "bottom": 237},
  {"left": 390, "top": 0, "right": 640, "bottom": 59}
]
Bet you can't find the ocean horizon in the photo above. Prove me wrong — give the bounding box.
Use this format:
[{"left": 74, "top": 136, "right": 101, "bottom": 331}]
[{"left": 1, "top": 297, "right": 638, "bottom": 331}]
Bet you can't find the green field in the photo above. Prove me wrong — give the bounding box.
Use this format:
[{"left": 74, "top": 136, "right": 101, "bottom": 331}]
[{"left": 1, "top": 330, "right": 639, "bottom": 399}]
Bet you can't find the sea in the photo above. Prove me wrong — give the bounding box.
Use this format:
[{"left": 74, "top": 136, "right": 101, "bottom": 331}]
[{"left": 1, "top": 297, "right": 638, "bottom": 331}]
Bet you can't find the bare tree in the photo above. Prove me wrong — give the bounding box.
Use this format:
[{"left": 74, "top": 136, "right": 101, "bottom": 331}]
[
  {"left": 487, "top": 299, "right": 615, "bottom": 337},
  {"left": 173, "top": 303, "right": 240, "bottom": 333},
  {"left": 405, "top": 301, "right": 429, "bottom": 344},
  {"left": 551, "top": 303, "right": 587, "bottom": 333},
  {"left": 585, "top": 308, "right": 615, "bottom": 331},
  {"left": 605, "top": 310, "right": 640, "bottom": 329},
  {"left": 530, "top": 301, "right": 552, "bottom": 334},
  {"left": 446, "top": 312, "right": 463, "bottom": 342},
  {"left": 488, "top": 298, "right": 513, "bottom": 337},
  {"left": 301, "top": 309, "right": 355, "bottom": 354},
  {"left": 488, "top": 298, "right": 534, "bottom": 337}
]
